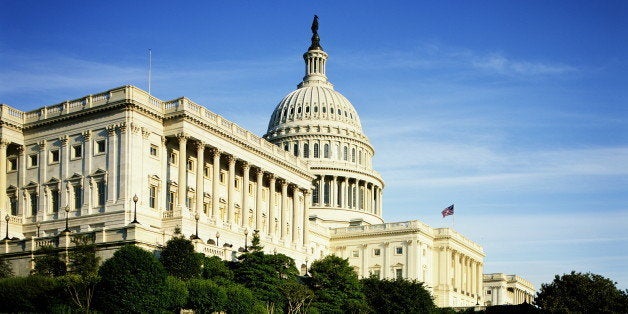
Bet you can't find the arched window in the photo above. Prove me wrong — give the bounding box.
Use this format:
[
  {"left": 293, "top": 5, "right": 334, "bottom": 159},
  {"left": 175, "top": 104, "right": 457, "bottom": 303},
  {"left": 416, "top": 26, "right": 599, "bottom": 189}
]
[
  {"left": 313, "top": 181, "right": 319, "bottom": 204},
  {"left": 324, "top": 144, "right": 330, "bottom": 158},
  {"left": 293, "top": 143, "right": 299, "bottom": 157},
  {"left": 322, "top": 107, "right": 326, "bottom": 113},
  {"left": 313, "top": 143, "right": 319, "bottom": 158},
  {"left": 284, "top": 143, "right": 289, "bottom": 152},
  {"left": 297, "top": 107, "right": 302, "bottom": 114},
  {"left": 323, "top": 181, "right": 330, "bottom": 205},
  {"left": 338, "top": 109, "right": 342, "bottom": 116},
  {"left": 331, "top": 107, "right": 334, "bottom": 114},
  {"left": 306, "top": 106, "right": 310, "bottom": 113},
  {"left": 359, "top": 151, "right": 362, "bottom": 164},
  {"left": 343, "top": 146, "right": 348, "bottom": 161},
  {"left": 351, "top": 148, "right": 356, "bottom": 162},
  {"left": 314, "top": 106, "right": 318, "bottom": 113},
  {"left": 303, "top": 143, "right": 310, "bottom": 158}
]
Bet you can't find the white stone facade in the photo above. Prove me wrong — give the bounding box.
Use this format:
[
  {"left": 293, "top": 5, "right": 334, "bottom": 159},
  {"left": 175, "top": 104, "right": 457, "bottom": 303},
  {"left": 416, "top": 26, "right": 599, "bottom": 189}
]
[
  {"left": 483, "top": 273, "right": 535, "bottom": 306},
  {"left": 0, "top": 21, "right": 495, "bottom": 308}
]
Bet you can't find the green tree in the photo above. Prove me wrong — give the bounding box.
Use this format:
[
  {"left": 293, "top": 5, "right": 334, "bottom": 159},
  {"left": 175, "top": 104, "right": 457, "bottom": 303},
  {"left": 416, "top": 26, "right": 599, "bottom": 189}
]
[
  {"left": 62, "top": 234, "right": 101, "bottom": 312},
  {"left": 160, "top": 234, "right": 202, "bottom": 280},
  {"left": 361, "top": 276, "right": 435, "bottom": 314},
  {"left": 535, "top": 271, "right": 628, "bottom": 313},
  {"left": 186, "top": 278, "right": 227, "bottom": 313},
  {"left": 0, "top": 257, "right": 13, "bottom": 278},
  {"left": 202, "top": 255, "right": 234, "bottom": 283},
  {"left": 0, "top": 276, "right": 65, "bottom": 312},
  {"left": 95, "top": 245, "right": 168, "bottom": 313},
  {"left": 33, "top": 245, "right": 67, "bottom": 277},
  {"left": 307, "top": 255, "right": 368, "bottom": 313},
  {"left": 224, "top": 284, "right": 257, "bottom": 314},
  {"left": 163, "top": 276, "right": 189, "bottom": 312},
  {"left": 280, "top": 279, "right": 314, "bottom": 314}
]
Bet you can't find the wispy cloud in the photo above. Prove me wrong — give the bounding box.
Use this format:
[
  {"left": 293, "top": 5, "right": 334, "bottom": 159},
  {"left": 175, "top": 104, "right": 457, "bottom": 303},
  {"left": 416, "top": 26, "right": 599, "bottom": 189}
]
[{"left": 471, "top": 53, "right": 576, "bottom": 76}]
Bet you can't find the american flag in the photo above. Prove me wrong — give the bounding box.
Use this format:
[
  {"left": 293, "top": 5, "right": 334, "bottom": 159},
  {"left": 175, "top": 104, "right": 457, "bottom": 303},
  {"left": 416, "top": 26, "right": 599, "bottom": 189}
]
[{"left": 441, "top": 204, "right": 454, "bottom": 218}]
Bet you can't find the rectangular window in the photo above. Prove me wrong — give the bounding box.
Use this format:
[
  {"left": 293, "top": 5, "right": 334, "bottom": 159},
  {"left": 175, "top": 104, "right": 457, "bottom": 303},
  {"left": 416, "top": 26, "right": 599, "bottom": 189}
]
[
  {"left": 9, "top": 196, "right": 18, "bottom": 216},
  {"left": 49, "top": 150, "right": 60, "bottom": 163},
  {"left": 262, "top": 189, "right": 268, "bottom": 201},
  {"left": 396, "top": 268, "right": 403, "bottom": 279},
  {"left": 373, "top": 248, "right": 381, "bottom": 256},
  {"left": 352, "top": 250, "right": 359, "bottom": 258},
  {"left": 168, "top": 191, "right": 176, "bottom": 211},
  {"left": 187, "top": 159, "right": 194, "bottom": 171},
  {"left": 95, "top": 139, "right": 106, "bottom": 154},
  {"left": 373, "top": 269, "right": 381, "bottom": 279},
  {"left": 30, "top": 193, "right": 38, "bottom": 216},
  {"left": 8, "top": 158, "right": 17, "bottom": 171},
  {"left": 29, "top": 154, "right": 38, "bottom": 167},
  {"left": 396, "top": 247, "right": 403, "bottom": 255},
  {"left": 149, "top": 186, "right": 157, "bottom": 209},
  {"left": 248, "top": 183, "right": 254, "bottom": 194},
  {"left": 219, "top": 172, "right": 226, "bottom": 184},
  {"left": 72, "top": 144, "right": 82, "bottom": 158},
  {"left": 149, "top": 144, "right": 158, "bottom": 157},
  {"left": 486, "top": 290, "right": 491, "bottom": 295},
  {"left": 97, "top": 181, "right": 106, "bottom": 206},
  {"left": 203, "top": 202, "right": 210, "bottom": 215},
  {"left": 51, "top": 190, "right": 60, "bottom": 213},
  {"left": 235, "top": 178, "right": 241, "bottom": 190},
  {"left": 204, "top": 165, "right": 211, "bottom": 178},
  {"left": 303, "top": 143, "right": 309, "bottom": 158},
  {"left": 74, "top": 185, "right": 82, "bottom": 210},
  {"left": 169, "top": 151, "right": 178, "bottom": 164}
]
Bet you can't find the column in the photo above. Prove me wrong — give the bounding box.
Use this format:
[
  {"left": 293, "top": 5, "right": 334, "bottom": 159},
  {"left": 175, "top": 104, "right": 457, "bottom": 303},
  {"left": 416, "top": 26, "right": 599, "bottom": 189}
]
[
  {"left": 16, "top": 146, "right": 25, "bottom": 218},
  {"left": 320, "top": 176, "right": 326, "bottom": 205},
  {"left": 38, "top": 141, "right": 46, "bottom": 219},
  {"left": 255, "top": 168, "right": 263, "bottom": 230},
  {"left": 379, "top": 189, "right": 383, "bottom": 214},
  {"left": 241, "top": 162, "right": 250, "bottom": 227},
  {"left": 177, "top": 134, "right": 187, "bottom": 210},
  {"left": 210, "top": 148, "right": 221, "bottom": 221},
  {"left": 477, "top": 263, "right": 483, "bottom": 303},
  {"left": 330, "top": 176, "right": 336, "bottom": 207},
  {"left": 279, "top": 179, "right": 288, "bottom": 241},
  {"left": 342, "top": 177, "right": 349, "bottom": 208},
  {"left": 160, "top": 136, "right": 168, "bottom": 212},
  {"left": 302, "top": 189, "right": 310, "bottom": 246},
  {"left": 194, "top": 141, "right": 205, "bottom": 214},
  {"left": 383, "top": 242, "right": 390, "bottom": 278},
  {"left": 406, "top": 240, "right": 414, "bottom": 278},
  {"left": 106, "top": 126, "right": 117, "bottom": 203},
  {"left": 268, "top": 174, "right": 276, "bottom": 237},
  {"left": 227, "top": 155, "right": 235, "bottom": 224},
  {"left": 291, "top": 185, "right": 298, "bottom": 245},
  {"left": 452, "top": 251, "right": 458, "bottom": 291},
  {"left": 118, "top": 123, "right": 129, "bottom": 204},
  {"left": 0, "top": 140, "right": 7, "bottom": 210}
]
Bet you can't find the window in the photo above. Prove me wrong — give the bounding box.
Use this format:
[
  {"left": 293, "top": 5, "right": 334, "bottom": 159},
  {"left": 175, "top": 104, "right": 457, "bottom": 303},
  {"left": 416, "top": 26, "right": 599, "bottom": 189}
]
[
  {"left": 29, "top": 154, "right": 38, "bottom": 167},
  {"left": 74, "top": 185, "right": 82, "bottom": 210},
  {"left": 284, "top": 143, "right": 289, "bottom": 151},
  {"left": 351, "top": 148, "right": 356, "bottom": 162},
  {"left": 303, "top": 143, "right": 309, "bottom": 158},
  {"left": 359, "top": 151, "right": 362, "bottom": 164},
  {"left": 248, "top": 183, "right": 254, "bottom": 194},
  {"left": 293, "top": 143, "right": 299, "bottom": 157},
  {"left": 219, "top": 172, "right": 226, "bottom": 184},
  {"left": 30, "top": 193, "right": 38, "bottom": 216},
  {"left": 396, "top": 247, "right": 403, "bottom": 255},
  {"left": 203, "top": 202, "right": 210, "bottom": 215},
  {"left": 168, "top": 191, "right": 176, "bottom": 211},
  {"left": 323, "top": 144, "right": 330, "bottom": 158},
  {"left": 235, "top": 178, "right": 241, "bottom": 190},
  {"left": 169, "top": 151, "right": 178, "bottom": 164},
  {"left": 49, "top": 150, "right": 60, "bottom": 163},
  {"left": 51, "top": 190, "right": 60, "bottom": 213},
  {"left": 72, "top": 144, "right": 82, "bottom": 158},
  {"left": 323, "top": 181, "right": 330, "bottom": 205},
  {"left": 313, "top": 143, "right": 319, "bottom": 158},
  {"left": 204, "top": 164, "right": 211, "bottom": 178},
  {"left": 8, "top": 158, "right": 17, "bottom": 171},
  {"left": 97, "top": 181, "right": 106, "bottom": 206},
  {"left": 373, "top": 269, "right": 381, "bottom": 279},
  {"left": 486, "top": 290, "right": 492, "bottom": 295},
  {"left": 373, "top": 248, "right": 381, "bottom": 256},
  {"left": 352, "top": 250, "right": 359, "bottom": 258},
  {"left": 187, "top": 159, "right": 194, "bottom": 171},
  {"left": 149, "top": 144, "right": 158, "bottom": 157},
  {"left": 149, "top": 186, "right": 157, "bottom": 209},
  {"left": 262, "top": 189, "right": 268, "bottom": 201},
  {"left": 9, "top": 195, "right": 17, "bottom": 216},
  {"left": 343, "top": 146, "right": 348, "bottom": 161},
  {"left": 95, "top": 139, "right": 106, "bottom": 154},
  {"left": 395, "top": 268, "right": 403, "bottom": 279}
]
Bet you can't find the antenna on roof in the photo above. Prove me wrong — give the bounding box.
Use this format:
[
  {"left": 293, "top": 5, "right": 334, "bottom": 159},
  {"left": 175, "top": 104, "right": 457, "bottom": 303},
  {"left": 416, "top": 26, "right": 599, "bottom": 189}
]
[{"left": 148, "top": 48, "right": 152, "bottom": 94}]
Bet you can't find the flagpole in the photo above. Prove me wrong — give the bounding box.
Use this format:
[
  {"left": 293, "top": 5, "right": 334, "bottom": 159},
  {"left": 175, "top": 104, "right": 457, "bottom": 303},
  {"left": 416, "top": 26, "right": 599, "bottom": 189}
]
[{"left": 148, "top": 48, "right": 152, "bottom": 94}]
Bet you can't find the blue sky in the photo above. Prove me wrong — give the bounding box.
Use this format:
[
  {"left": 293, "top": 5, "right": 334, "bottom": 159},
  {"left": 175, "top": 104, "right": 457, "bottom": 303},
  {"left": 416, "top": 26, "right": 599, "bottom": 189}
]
[{"left": 1, "top": 1, "right": 627, "bottom": 290}]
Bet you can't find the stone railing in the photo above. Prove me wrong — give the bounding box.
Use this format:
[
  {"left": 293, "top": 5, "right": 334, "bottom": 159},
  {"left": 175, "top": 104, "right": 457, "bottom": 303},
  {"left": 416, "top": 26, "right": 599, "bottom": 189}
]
[
  {"left": 435, "top": 228, "right": 483, "bottom": 252},
  {"left": 331, "top": 220, "right": 432, "bottom": 236}
]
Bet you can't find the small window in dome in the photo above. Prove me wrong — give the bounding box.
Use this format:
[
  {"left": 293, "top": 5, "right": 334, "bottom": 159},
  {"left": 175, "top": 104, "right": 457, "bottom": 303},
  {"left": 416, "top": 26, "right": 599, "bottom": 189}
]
[
  {"left": 338, "top": 109, "right": 342, "bottom": 115},
  {"left": 306, "top": 106, "right": 310, "bottom": 113},
  {"left": 297, "top": 107, "right": 302, "bottom": 114},
  {"left": 344, "top": 111, "right": 348, "bottom": 117},
  {"left": 322, "top": 107, "right": 326, "bottom": 113},
  {"left": 350, "top": 113, "right": 353, "bottom": 119},
  {"left": 290, "top": 108, "right": 294, "bottom": 115},
  {"left": 331, "top": 108, "right": 334, "bottom": 114},
  {"left": 314, "top": 107, "right": 318, "bottom": 113}
]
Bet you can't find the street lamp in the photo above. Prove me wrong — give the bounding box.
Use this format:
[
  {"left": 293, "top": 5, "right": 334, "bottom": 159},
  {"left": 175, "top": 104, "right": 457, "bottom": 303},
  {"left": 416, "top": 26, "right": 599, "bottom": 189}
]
[
  {"left": 63, "top": 205, "right": 70, "bottom": 233},
  {"left": 305, "top": 257, "right": 309, "bottom": 276},
  {"left": 4, "top": 215, "right": 9, "bottom": 240},
  {"left": 215, "top": 231, "right": 220, "bottom": 246},
  {"left": 131, "top": 194, "right": 139, "bottom": 224},
  {"left": 36, "top": 222, "right": 41, "bottom": 237},
  {"left": 194, "top": 212, "right": 200, "bottom": 239},
  {"left": 244, "top": 228, "right": 249, "bottom": 251}
]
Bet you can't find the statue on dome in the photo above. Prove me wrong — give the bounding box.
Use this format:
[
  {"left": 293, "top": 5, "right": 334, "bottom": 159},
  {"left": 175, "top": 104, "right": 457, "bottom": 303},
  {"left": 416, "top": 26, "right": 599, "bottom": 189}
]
[{"left": 309, "top": 15, "right": 322, "bottom": 50}]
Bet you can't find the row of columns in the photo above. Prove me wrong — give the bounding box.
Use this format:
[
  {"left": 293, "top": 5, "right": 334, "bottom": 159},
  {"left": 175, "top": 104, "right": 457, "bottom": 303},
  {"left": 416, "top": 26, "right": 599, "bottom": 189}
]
[
  {"left": 451, "top": 250, "right": 483, "bottom": 299},
  {"left": 172, "top": 134, "right": 311, "bottom": 246},
  {"left": 313, "top": 175, "right": 382, "bottom": 214}
]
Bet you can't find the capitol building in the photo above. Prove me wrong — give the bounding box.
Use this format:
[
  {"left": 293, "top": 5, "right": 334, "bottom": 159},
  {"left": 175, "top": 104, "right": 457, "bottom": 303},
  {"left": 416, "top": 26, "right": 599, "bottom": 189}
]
[{"left": 0, "top": 19, "right": 534, "bottom": 308}]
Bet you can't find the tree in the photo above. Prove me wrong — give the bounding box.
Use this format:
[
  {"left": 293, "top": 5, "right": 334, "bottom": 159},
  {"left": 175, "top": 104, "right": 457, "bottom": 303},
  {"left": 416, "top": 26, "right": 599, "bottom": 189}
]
[
  {"left": 62, "top": 234, "right": 101, "bottom": 312},
  {"left": 224, "top": 284, "right": 257, "bottom": 314},
  {"left": 280, "top": 279, "right": 314, "bottom": 314},
  {"left": 0, "top": 276, "right": 66, "bottom": 312},
  {"left": 160, "top": 234, "right": 202, "bottom": 280},
  {"left": 0, "top": 257, "right": 12, "bottom": 278},
  {"left": 95, "top": 245, "right": 168, "bottom": 313},
  {"left": 535, "top": 271, "right": 628, "bottom": 313},
  {"left": 163, "top": 276, "right": 189, "bottom": 312},
  {"left": 306, "top": 255, "right": 368, "bottom": 313},
  {"left": 186, "top": 278, "right": 227, "bottom": 313},
  {"left": 201, "top": 255, "right": 234, "bottom": 283},
  {"left": 361, "top": 276, "right": 435, "bottom": 314},
  {"left": 33, "top": 245, "right": 67, "bottom": 277}
]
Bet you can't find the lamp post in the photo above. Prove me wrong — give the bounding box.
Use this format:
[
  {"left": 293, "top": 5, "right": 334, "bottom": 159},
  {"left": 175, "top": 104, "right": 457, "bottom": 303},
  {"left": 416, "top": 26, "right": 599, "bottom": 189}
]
[
  {"left": 305, "top": 257, "right": 309, "bottom": 276},
  {"left": 63, "top": 205, "right": 70, "bottom": 233},
  {"left": 36, "top": 222, "right": 41, "bottom": 237},
  {"left": 131, "top": 194, "right": 139, "bottom": 224},
  {"left": 244, "top": 228, "right": 249, "bottom": 251},
  {"left": 194, "top": 212, "right": 200, "bottom": 239},
  {"left": 4, "top": 215, "right": 9, "bottom": 240},
  {"left": 215, "top": 231, "right": 220, "bottom": 247}
]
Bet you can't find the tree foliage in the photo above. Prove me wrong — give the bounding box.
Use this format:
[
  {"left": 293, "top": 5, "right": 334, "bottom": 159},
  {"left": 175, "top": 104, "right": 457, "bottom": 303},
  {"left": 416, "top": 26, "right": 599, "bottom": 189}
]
[
  {"left": 160, "top": 235, "right": 202, "bottom": 280},
  {"left": 0, "top": 276, "right": 65, "bottom": 312},
  {"left": 62, "top": 234, "right": 101, "bottom": 312},
  {"left": 307, "top": 255, "right": 368, "bottom": 313},
  {"left": 0, "top": 257, "right": 12, "bottom": 278},
  {"left": 163, "top": 275, "right": 189, "bottom": 312},
  {"left": 95, "top": 245, "right": 168, "bottom": 313},
  {"left": 33, "top": 245, "right": 67, "bottom": 277},
  {"left": 535, "top": 271, "right": 628, "bottom": 313},
  {"left": 186, "top": 278, "right": 227, "bottom": 313},
  {"left": 361, "top": 276, "right": 435, "bottom": 314},
  {"left": 202, "top": 255, "right": 234, "bottom": 283},
  {"left": 280, "top": 279, "right": 314, "bottom": 314},
  {"left": 224, "top": 283, "right": 257, "bottom": 314}
]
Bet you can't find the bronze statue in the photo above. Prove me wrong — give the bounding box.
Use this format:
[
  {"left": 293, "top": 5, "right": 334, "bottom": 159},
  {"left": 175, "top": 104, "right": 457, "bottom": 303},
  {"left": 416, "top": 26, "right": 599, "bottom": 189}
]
[{"left": 309, "top": 15, "right": 322, "bottom": 50}]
